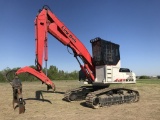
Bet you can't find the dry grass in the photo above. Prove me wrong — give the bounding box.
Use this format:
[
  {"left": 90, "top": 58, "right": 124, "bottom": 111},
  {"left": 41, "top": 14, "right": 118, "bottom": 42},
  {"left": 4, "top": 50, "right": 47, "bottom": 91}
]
[{"left": 0, "top": 80, "right": 160, "bottom": 120}]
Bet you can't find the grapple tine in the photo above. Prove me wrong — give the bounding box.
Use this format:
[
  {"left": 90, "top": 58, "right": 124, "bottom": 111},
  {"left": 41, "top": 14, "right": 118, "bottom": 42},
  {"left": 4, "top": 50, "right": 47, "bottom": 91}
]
[
  {"left": 17, "top": 89, "right": 25, "bottom": 114},
  {"left": 13, "top": 93, "right": 18, "bottom": 110},
  {"left": 13, "top": 100, "right": 15, "bottom": 109},
  {"left": 47, "top": 83, "right": 56, "bottom": 92},
  {"left": 19, "top": 104, "right": 25, "bottom": 114},
  {"left": 13, "top": 100, "right": 17, "bottom": 110}
]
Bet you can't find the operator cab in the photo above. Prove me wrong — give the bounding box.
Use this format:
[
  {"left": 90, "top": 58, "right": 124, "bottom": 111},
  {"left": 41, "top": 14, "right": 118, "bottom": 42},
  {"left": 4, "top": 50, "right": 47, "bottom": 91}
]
[
  {"left": 90, "top": 37, "right": 120, "bottom": 66},
  {"left": 90, "top": 37, "right": 136, "bottom": 85}
]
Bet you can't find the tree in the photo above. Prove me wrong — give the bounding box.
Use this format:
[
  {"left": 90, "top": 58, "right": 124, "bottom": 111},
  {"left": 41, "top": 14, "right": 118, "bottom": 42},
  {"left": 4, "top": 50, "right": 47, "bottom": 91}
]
[
  {"left": 47, "top": 65, "right": 59, "bottom": 80},
  {"left": 139, "top": 76, "right": 150, "bottom": 79},
  {"left": 0, "top": 72, "right": 6, "bottom": 82}
]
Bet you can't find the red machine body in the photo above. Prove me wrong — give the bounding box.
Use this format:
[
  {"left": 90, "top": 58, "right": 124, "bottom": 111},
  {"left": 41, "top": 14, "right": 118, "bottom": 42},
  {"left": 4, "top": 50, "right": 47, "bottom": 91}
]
[{"left": 16, "top": 7, "right": 95, "bottom": 89}]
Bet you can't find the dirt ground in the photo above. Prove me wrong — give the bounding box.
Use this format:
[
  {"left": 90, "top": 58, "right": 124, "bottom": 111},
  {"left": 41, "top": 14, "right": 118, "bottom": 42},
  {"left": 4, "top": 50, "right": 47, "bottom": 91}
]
[{"left": 0, "top": 80, "right": 160, "bottom": 120}]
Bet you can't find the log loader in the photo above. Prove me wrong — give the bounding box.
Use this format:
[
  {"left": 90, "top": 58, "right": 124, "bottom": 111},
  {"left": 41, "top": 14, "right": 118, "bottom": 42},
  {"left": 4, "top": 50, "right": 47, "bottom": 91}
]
[{"left": 15, "top": 6, "right": 139, "bottom": 108}]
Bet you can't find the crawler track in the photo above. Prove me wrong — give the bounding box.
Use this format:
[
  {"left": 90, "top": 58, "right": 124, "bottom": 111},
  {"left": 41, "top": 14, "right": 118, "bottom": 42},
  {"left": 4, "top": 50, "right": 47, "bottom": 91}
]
[
  {"left": 64, "top": 86, "right": 93, "bottom": 101},
  {"left": 64, "top": 86, "right": 139, "bottom": 108},
  {"left": 86, "top": 87, "right": 139, "bottom": 108}
]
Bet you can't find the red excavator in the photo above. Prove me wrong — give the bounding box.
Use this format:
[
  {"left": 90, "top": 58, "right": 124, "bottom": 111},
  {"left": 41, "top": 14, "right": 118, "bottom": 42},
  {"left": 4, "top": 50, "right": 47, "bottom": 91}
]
[{"left": 15, "top": 6, "right": 139, "bottom": 108}]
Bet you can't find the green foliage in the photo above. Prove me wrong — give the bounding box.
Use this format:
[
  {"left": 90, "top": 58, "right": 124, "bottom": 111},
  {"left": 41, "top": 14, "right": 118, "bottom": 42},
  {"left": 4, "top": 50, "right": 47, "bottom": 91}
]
[
  {"left": 45, "top": 65, "right": 79, "bottom": 80},
  {"left": 0, "top": 72, "right": 6, "bottom": 82},
  {"left": 0, "top": 67, "right": 12, "bottom": 82},
  {"left": 137, "top": 79, "right": 160, "bottom": 84},
  {"left": 0, "top": 65, "right": 79, "bottom": 82},
  {"left": 139, "top": 75, "right": 150, "bottom": 79}
]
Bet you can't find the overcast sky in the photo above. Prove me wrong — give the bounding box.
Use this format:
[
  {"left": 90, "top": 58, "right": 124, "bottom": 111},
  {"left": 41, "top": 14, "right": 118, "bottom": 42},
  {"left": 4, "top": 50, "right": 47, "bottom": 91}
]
[{"left": 0, "top": 0, "right": 160, "bottom": 76}]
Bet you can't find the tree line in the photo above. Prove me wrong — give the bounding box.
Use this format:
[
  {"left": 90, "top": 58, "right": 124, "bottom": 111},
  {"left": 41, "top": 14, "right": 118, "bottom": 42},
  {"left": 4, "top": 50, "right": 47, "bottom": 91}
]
[
  {"left": 1, "top": 66, "right": 159, "bottom": 83},
  {"left": 138, "top": 75, "right": 160, "bottom": 79},
  {"left": 0, "top": 65, "right": 79, "bottom": 82}
]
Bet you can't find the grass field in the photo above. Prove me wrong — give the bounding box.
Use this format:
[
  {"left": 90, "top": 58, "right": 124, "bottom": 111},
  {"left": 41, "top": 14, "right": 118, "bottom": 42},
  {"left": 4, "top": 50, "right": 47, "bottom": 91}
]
[
  {"left": 0, "top": 79, "right": 160, "bottom": 120},
  {"left": 137, "top": 79, "right": 160, "bottom": 84}
]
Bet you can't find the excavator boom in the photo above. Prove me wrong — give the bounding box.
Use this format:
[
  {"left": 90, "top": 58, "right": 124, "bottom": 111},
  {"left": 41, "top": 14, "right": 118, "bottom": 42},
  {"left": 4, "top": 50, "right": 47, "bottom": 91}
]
[
  {"left": 16, "top": 6, "right": 95, "bottom": 90},
  {"left": 35, "top": 8, "right": 95, "bottom": 81}
]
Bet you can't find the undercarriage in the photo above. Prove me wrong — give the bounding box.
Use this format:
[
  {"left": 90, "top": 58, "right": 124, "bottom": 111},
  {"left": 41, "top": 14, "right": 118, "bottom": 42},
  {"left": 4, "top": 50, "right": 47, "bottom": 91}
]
[{"left": 64, "top": 86, "right": 139, "bottom": 108}]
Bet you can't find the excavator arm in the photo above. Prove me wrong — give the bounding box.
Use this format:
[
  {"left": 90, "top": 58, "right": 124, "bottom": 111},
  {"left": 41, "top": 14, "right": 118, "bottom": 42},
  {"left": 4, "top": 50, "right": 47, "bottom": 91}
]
[{"left": 16, "top": 6, "right": 95, "bottom": 90}]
